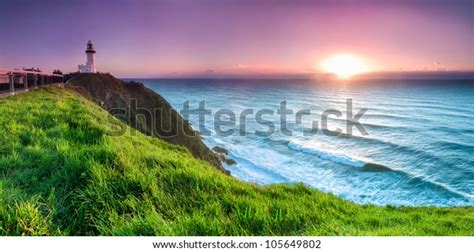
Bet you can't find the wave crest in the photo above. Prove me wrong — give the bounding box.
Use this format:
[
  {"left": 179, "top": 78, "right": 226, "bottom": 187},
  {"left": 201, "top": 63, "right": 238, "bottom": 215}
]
[{"left": 288, "top": 140, "right": 366, "bottom": 168}]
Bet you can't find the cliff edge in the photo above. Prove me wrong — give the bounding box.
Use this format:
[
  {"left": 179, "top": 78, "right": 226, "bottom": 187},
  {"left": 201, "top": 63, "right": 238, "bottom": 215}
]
[{"left": 66, "top": 73, "right": 228, "bottom": 174}]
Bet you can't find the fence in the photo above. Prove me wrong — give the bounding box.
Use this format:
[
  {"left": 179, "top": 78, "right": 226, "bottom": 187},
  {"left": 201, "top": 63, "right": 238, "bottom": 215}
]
[{"left": 0, "top": 68, "right": 64, "bottom": 96}]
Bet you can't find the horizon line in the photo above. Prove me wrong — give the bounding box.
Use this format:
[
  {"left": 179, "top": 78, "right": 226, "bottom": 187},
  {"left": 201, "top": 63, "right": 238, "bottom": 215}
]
[{"left": 117, "top": 70, "right": 474, "bottom": 80}]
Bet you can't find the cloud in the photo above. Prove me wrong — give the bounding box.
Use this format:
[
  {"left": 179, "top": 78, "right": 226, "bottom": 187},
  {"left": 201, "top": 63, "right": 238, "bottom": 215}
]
[
  {"left": 432, "top": 62, "right": 446, "bottom": 71},
  {"left": 231, "top": 64, "right": 249, "bottom": 70},
  {"left": 416, "top": 62, "right": 447, "bottom": 72}
]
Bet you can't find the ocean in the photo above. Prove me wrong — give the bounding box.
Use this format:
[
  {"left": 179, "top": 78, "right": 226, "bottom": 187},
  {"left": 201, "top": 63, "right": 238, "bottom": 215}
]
[{"left": 133, "top": 78, "right": 474, "bottom": 207}]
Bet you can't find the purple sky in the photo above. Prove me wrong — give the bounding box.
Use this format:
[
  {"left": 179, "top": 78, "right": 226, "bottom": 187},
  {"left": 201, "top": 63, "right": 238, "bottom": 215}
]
[{"left": 0, "top": 0, "right": 472, "bottom": 77}]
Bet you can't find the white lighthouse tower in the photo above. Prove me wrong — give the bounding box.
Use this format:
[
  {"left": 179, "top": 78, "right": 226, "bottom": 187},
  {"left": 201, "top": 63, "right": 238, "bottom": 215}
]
[{"left": 78, "top": 40, "right": 97, "bottom": 73}]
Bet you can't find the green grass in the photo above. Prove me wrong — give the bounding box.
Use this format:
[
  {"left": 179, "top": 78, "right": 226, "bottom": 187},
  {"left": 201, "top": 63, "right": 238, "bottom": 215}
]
[{"left": 0, "top": 87, "right": 472, "bottom": 235}]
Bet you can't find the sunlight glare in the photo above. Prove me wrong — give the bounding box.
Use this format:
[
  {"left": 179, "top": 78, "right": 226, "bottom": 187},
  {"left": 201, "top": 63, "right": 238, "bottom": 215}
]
[{"left": 322, "top": 55, "right": 367, "bottom": 78}]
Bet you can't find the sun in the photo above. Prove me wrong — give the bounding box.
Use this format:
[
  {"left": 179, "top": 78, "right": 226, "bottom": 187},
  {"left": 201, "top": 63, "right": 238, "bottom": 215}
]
[{"left": 322, "top": 54, "right": 367, "bottom": 79}]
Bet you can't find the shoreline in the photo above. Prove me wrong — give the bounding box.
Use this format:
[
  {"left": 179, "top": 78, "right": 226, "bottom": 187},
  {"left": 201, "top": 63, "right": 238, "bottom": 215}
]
[{"left": 138, "top": 79, "right": 474, "bottom": 208}]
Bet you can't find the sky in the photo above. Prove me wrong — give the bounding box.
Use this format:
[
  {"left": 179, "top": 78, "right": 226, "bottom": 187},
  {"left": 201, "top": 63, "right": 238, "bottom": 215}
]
[{"left": 0, "top": 0, "right": 473, "bottom": 77}]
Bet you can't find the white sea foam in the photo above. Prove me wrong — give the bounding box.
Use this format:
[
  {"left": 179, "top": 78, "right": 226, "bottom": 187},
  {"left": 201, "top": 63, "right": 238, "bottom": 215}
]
[{"left": 288, "top": 140, "right": 366, "bottom": 168}]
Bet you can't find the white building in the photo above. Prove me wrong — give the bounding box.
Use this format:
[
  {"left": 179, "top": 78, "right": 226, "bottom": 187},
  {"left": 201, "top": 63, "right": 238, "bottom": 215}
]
[{"left": 78, "top": 40, "right": 97, "bottom": 73}]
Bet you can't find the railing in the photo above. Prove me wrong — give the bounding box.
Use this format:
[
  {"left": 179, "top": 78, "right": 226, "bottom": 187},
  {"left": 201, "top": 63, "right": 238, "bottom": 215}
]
[{"left": 0, "top": 68, "right": 64, "bottom": 96}]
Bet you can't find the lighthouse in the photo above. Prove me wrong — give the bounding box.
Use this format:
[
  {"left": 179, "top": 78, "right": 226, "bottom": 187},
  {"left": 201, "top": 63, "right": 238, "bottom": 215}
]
[{"left": 78, "top": 40, "right": 97, "bottom": 73}]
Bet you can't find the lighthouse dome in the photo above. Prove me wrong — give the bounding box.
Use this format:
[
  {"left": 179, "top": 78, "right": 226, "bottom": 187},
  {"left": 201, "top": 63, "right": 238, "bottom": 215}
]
[{"left": 85, "top": 40, "right": 96, "bottom": 53}]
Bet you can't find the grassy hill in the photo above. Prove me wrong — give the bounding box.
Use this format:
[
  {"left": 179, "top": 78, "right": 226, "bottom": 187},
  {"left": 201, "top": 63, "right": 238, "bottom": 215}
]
[
  {"left": 0, "top": 87, "right": 472, "bottom": 235},
  {"left": 66, "top": 73, "right": 227, "bottom": 173}
]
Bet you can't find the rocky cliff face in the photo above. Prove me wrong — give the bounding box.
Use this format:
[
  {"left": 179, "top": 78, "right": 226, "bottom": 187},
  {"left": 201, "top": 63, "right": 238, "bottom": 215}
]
[{"left": 66, "top": 73, "right": 228, "bottom": 174}]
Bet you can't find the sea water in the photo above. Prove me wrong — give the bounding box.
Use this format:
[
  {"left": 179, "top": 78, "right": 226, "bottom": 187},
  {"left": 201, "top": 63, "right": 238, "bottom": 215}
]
[{"left": 133, "top": 78, "right": 474, "bottom": 206}]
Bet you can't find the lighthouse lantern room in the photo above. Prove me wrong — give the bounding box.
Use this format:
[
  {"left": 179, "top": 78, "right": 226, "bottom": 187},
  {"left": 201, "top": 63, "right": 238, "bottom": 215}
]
[{"left": 78, "top": 40, "right": 97, "bottom": 73}]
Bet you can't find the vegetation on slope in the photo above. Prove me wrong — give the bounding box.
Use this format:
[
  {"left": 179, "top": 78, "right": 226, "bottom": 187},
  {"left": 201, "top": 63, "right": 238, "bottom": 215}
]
[
  {"left": 0, "top": 88, "right": 472, "bottom": 235},
  {"left": 66, "top": 73, "right": 227, "bottom": 173}
]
